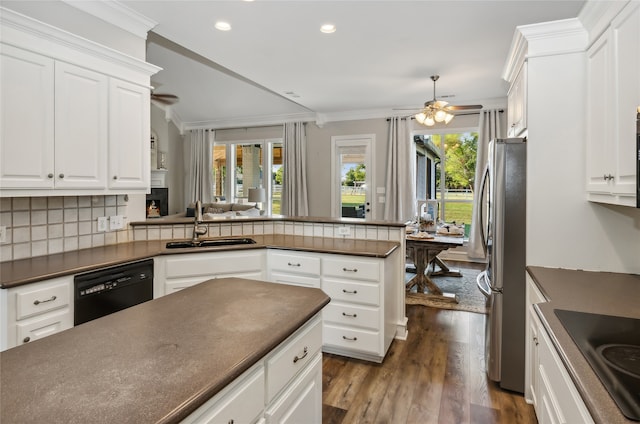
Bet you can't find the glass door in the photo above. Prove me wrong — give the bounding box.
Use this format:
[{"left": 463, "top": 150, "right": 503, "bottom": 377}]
[{"left": 331, "top": 135, "right": 373, "bottom": 219}]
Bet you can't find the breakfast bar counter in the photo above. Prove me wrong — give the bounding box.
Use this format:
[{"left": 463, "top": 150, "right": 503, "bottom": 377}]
[{"left": 0, "top": 277, "right": 330, "bottom": 423}]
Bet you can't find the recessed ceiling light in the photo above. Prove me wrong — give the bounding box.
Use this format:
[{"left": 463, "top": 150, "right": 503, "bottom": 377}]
[
  {"left": 215, "top": 21, "right": 231, "bottom": 31},
  {"left": 320, "top": 24, "right": 336, "bottom": 34}
]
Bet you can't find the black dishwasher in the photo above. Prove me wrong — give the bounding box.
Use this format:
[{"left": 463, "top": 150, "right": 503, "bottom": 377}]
[{"left": 74, "top": 259, "right": 153, "bottom": 325}]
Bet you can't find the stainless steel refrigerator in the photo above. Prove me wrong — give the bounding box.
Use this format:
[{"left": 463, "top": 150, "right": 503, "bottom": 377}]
[{"left": 476, "top": 138, "right": 526, "bottom": 393}]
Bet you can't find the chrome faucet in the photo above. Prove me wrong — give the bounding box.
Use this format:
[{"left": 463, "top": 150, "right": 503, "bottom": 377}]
[{"left": 192, "top": 200, "right": 207, "bottom": 244}]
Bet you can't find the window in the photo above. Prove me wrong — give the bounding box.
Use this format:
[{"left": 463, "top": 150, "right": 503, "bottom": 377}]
[
  {"left": 415, "top": 131, "right": 478, "bottom": 235},
  {"left": 212, "top": 139, "right": 282, "bottom": 214}
]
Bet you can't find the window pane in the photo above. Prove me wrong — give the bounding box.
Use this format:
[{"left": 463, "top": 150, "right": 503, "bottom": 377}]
[
  {"left": 213, "top": 145, "right": 227, "bottom": 201},
  {"left": 235, "top": 144, "right": 263, "bottom": 202},
  {"left": 271, "top": 143, "right": 282, "bottom": 214}
]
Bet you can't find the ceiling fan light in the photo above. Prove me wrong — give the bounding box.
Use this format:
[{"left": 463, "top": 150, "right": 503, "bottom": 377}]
[
  {"left": 444, "top": 113, "right": 455, "bottom": 124},
  {"left": 424, "top": 115, "right": 435, "bottom": 126},
  {"left": 434, "top": 109, "right": 446, "bottom": 122},
  {"left": 415, "top": 112, "right": 427, "bottom": 124}
]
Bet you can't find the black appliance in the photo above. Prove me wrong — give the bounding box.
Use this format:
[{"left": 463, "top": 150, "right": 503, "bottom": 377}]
[
  {"left": 74, "top": 259, "right": 154, "bottom": 325},
  {"left": 555, "top": 309, "right": 640, "bottom": 421}
]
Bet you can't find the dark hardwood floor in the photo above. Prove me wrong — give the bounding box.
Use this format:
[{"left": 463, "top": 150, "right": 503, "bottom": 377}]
[{"left": 322, "top": 305, "right": 537, "bottom": 424}]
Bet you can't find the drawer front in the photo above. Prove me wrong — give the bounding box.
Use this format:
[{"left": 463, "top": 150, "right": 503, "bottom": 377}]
[
  {"left": 269, "top": 272, "right": 321, "bottom": 288},
  {"left": 164, "top": 251, "right": 264, "bottom": 278},
  {"left": 322, "top": 279, "right": 379, "bottom": 306},
  {"left": 16, "top": 309, "right": 73, "bottom": 346},
  {"left": 323, "top": 257, "right": 379, "bottom": 281},
  {"left": 269, "top": 252, "right": 320, "bottom": 276},
  {"left": 266, "top": 315, "right": 322, "bottom": 402},
  {"left": 323, "top": 323, "right": 381, "bottom": 355},
  {"left": 15, "top": 281, "right": 70, "bottom": 320},
  {"left": 185, "top": 364, "right": 265, "bottom": 424},
  {"left": 322, "top": 302, "right": 380, "bottom": 331}
]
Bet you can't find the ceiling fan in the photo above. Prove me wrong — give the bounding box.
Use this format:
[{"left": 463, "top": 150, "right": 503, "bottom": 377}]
[
  {"left": 150, "top": 90, "right": 179, "bottom": 105},
  {"left": 401, "top": 75, "right": 483, "bottom": 126}
]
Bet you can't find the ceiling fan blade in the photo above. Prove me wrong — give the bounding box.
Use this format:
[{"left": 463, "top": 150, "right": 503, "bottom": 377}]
[
  {"left": 445, "top": 104, "right": 483, "bottom": 111},
  {"left": 151, "top": 93, "right": 179, "bottom": 105}
]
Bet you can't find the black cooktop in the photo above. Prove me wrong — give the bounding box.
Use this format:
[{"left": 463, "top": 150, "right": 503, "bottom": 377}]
[{"left": 555, "top": 309, "right": 640, "bottom": 421}]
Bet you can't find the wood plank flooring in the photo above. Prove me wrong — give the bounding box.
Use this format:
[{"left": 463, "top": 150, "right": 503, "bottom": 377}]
[{"left": 322, "top": 306, "right": 537, "bottom": 424}]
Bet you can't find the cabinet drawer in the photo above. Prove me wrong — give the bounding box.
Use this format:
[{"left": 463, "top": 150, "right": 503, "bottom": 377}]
[
  {"left": 323, "top": 257, "right": 379, "bottom": 281},
  {"left": 184, "top": 363, "right": 265, "bottom": 424},
  {"left": 16, "top": 308, "right": 72, "bottom": 346},
  {"left": 322, "top": 302, "right": 380, "bottom": 331},
  {"left": 269, "top": 272, "right": 320, "bottom": 288},
  {"left": 322, "top": 279, "right": 379, "bottom": 306},
  {"left": 14, "top": 281, "right": 70, "bottom": 320},
  {"left": 323, "top": 323, "right": 381, "bottom": 355},
  {"left": 269, "top": 252, "right": 320, "bottom": 276},
  {"left": 164, "top": 251, "right": 264, "bottom": 278},
  {"left": 266, "top": 315, "right": 322, "bottom": 403}
]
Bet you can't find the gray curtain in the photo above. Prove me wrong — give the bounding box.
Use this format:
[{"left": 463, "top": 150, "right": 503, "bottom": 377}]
[
  {"left": 468, "top": 110, "right": 505, "bottom": 259},
  {"left": 183, "top": 129, "right": 214, "bottom": 206},
  {"left": 384, "top": 117, "right": 416, "bottom": 222},
  {"left": 281, "top": 122, "right": 309, "bottom": 216}
]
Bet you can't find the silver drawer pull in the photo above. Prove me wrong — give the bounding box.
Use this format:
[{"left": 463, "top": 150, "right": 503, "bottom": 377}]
[
  {"left": 342, "top": 267, "right": 358, "bottom": 273},
  {"left": 342, "top": 336, "right": 358, "bottom": 341},
  {"left": 342, "top": 289, "right": 357, "bottom": 294},
  {"left": 293, "top": 346, "right": 308, "bottom": 363},
  {"left": 287, "top": 262, "right": 301, "bottom": 267},
  {"left": 33, "top": 295, "right": 57, "bottom": 305},
  {"left": 342, "top": 312, "right": 357, "bottom": 318}
]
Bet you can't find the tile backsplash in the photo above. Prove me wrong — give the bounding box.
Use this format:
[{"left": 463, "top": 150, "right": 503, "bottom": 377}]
[{"left": 0, "top": 196, "right": 130, "bottom": 262}]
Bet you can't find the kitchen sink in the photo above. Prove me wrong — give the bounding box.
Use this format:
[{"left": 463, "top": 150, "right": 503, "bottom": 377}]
[{"left": 165, "top": 238, "right": 256, "bottom": 249}]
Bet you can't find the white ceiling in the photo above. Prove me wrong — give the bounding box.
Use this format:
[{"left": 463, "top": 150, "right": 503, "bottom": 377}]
[{"left": 120, "top": 0, "right": 586, "bottom": 130}]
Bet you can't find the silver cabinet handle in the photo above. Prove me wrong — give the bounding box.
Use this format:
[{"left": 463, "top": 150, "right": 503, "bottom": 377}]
[
  {"left": 342, "top": 289, "right": 357, "bottom": 294},
  {"left": 342, "top": 336, "right": 358, "bottom": 341},
  {"left": 533, "top": 336, "right": 539, "bottom": 346},
  {"left": 342, "top": 312, "right": 357, "bottom": 318},
  {"left": 33, "top": 295, "right": 57, "bottom": 305},
  {"left": 23, "top": 337, "right": 31, "bottom": 343},
  {"left": 47, "top": 173, "right": 53, "bottom": 178},
  {"left": 342, "top": 267, "right": 358, "bottom": 273},
  {"left": 58, "top": 173, "right": 64, "bottom": 179},
  {"left": 293, "top": 346, "right": 308, "bottom": 363},
  {"left": 287, "top": 262, "right": 301, "bottom": 267}
]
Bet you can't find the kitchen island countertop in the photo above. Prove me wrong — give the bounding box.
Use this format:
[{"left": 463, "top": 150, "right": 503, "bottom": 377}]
[
  {"left": 527, "top": 266, "right": 640, "bottom": 424},
  {"left": 0, "top": 277, "right": 330, "bottom": 423}
]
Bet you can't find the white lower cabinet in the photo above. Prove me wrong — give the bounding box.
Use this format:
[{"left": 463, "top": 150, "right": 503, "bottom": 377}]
[
  {"left": 0, "top": 276, "right": 73, "bottom": 351},
  {"left": 154, "top": 250, "right": 266, "bottom": 297},
  {"left": 267, "top": 250, "right": 321, "bottom": 288},
  {"left": 525, "top": 274, "right": 594, "bottom": 424},
  {"left": 183, "top": 315, "right": 323, "bottom": 424}
]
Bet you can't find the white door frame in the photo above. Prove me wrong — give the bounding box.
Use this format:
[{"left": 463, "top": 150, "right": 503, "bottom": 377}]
[{"left": 330, "top": 134, "right": 375, "bottom": 220}]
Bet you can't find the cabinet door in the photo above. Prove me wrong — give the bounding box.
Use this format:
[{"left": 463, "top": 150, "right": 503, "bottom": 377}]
[
  {"left": 507, "top": 63, "right": 527, "bottom": 137},
  {"left": 54, "top": 62, "right": 108, "bottom": 189},
  {"left": 586, "top": 31, "right": 614, "bottom": 194},
  {"left": 109, "top": 78, "right": 150, "bottom": 190},
  {"left": 0, "top": 45, "right": 55, "bottom": 189},
  {"left": 611, "top": 1, "right": 640, "bottom": 197}
]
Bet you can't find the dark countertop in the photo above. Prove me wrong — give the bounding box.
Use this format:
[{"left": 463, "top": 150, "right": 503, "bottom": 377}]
[
  {"left": 0, "top": 277, "right": 330, "bottom": 424},
  {"left": 0, "top": 235, "right": 399, "bottom": 289},
  {"left": 526, "top": 266, "right": 640, "bottom": 424}
]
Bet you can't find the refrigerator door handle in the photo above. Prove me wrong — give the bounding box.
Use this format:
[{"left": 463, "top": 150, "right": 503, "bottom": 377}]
[
  {"left": 476, "top": 270, "right": 491, "bottom": 298},
  {"left": 478, "top": 164, "right": 490, "bottom": 255}
]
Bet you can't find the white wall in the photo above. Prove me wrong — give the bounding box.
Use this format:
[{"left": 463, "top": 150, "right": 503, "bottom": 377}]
[{"left": 526, "top": 51, "right": 640, "bottom": 274}]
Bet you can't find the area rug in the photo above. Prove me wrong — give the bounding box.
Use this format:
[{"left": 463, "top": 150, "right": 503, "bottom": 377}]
[{"left": 405, "top": 265, "right": 488, "bottom": 314}]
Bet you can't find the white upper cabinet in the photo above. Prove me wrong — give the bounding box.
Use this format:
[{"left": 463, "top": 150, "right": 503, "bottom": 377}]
[
  {"left": 54, "top": 62, "right": 108, "bottom": 189},
  {"left": 507, "top": 62, "right": 527, "bottom": 138},
  {"left": 586, "top": 1, "right": 640, "bottom": 206},
  {"left": 0, "top": 45, "right": 55, "bottom": 189},
  {"left": 0, "top": 7, "right": 160, "bottom": 197},
  {"left": 108, "top": 78, "right": 150, "bottom": 190}
]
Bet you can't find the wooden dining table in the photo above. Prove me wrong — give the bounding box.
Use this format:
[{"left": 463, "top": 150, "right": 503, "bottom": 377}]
[{"left": 405, "top": 234, "right": 464, "bottom": 303}]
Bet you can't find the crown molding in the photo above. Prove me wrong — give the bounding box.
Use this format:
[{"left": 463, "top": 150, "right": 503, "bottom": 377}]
[
  {"left": 61, "top": 0, "right": 157, "bottom": 39},
  {"left": 182, "top": 112, "right": 317, "bottom": 132},
  {"left": 579, "top": 0, "right": 629, "bottom": 47}
]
